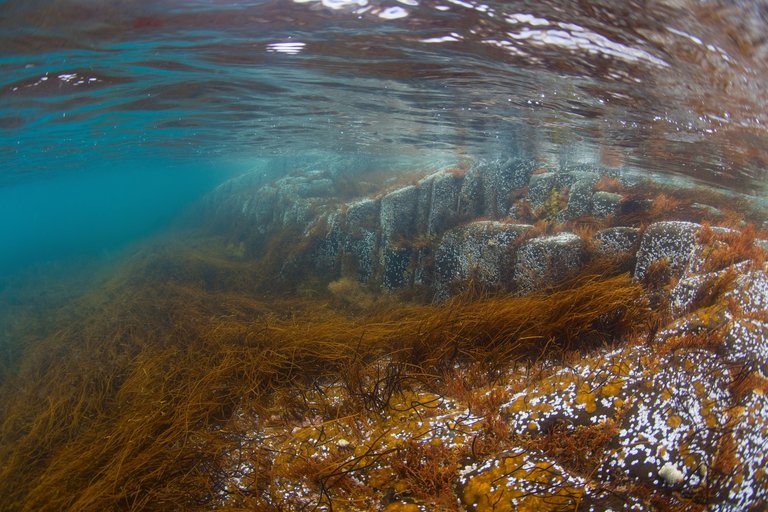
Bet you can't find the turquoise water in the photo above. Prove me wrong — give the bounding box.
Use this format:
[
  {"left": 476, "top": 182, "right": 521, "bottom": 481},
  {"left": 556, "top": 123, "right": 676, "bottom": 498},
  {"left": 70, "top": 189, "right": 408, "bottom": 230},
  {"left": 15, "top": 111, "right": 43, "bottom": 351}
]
[{"left": 1, "top": 0, "right": 767, "bottom": 275}]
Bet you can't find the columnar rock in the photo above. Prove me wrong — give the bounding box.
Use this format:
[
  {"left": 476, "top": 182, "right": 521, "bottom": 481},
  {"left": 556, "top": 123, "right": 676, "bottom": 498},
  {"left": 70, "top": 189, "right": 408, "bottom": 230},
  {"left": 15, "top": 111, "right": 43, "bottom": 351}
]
[
  {"left": 342, "top": 198, "right": 380, "bottom": 281},
  {"left": 414, "top": 175, "right": 435, "bottom": 235},
  {"left": 513, "top": 232, "right": 586, "bottom": 293},
  {"left": 313, "top": 212, "right": 344, "bottom": 276},
  {"left": 634, "top": 221, "right": 702, "bottom": 281},
  {"left": 379, "top": 186, "right": 420, "bottom": 288},
  {"left": 427, "top": 171, "right": 463, "bottom": 235},
  {"left": 457, "top": 166, "right": 484, "bottom": 219},
  {"left": 434, "top": 221, "right": 531, "bottom": 300},
  {"left": 380, "top": 185, "right": 419, "bottom": 243},
  {"left": 594, "top": 227, "right": 640, "bottom": 256},
  {"left": 477, "top": 158, "right": 535, "bottom": 218}
]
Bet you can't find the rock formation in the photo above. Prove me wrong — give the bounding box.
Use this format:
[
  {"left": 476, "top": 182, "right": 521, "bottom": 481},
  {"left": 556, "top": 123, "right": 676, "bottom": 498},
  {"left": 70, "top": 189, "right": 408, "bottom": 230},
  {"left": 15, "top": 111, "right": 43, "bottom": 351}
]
[{"left": 200, "top": 156, "right": 768, "bottom": 510}]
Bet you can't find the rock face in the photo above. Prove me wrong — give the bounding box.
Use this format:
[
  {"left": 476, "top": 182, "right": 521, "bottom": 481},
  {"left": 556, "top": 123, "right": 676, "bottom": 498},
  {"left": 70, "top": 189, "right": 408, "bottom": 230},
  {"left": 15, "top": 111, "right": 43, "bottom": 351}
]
[
  {"left": 380, "top": 185, "right": 419, "bottom": 243},
  {"left": 203, "top": 158, "right": 764, "bottom": 305},
  {"left": 513, "top": 233, "right": 586, "bottom": 294},
  {"left": 204, "top": 156, "right": 768, "bottom": 511},
  {"left": 219, "top": 263, "right": 768, "bottom": 511},
  {"left": 594, "top": 226, "right": 640, "bottom": 255},
  {"left": 434, "top": 221, "right": 531, "bottom": 299},
  {"left": 592, "top": 191, "right": 623, "bottom": 217},
  {"left": 341, "top": 198, "right": 380, "bottom": 281},
  {"left": 634, "top": 221, "right": 701, "bottom": 280},
  {"left": 559, "top": 175, "right": 598, "bottom": 221}
]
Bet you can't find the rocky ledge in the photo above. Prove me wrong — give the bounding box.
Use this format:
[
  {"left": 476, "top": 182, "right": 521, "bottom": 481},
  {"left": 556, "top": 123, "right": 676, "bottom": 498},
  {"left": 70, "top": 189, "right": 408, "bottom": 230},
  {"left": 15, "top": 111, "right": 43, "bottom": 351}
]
[
  {"left": 203, "top": 158, "right": 767, "bottom": 511},
  {"left": 203, "top": 158, "right": 763, "bottom": 299}
]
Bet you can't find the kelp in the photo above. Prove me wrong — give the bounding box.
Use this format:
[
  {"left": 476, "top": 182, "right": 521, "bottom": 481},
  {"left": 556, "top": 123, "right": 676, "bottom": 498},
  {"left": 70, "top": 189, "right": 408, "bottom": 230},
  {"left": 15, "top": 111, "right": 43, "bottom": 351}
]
[{"left": 0, "top": 241, "right": 649, "bottom": 511}]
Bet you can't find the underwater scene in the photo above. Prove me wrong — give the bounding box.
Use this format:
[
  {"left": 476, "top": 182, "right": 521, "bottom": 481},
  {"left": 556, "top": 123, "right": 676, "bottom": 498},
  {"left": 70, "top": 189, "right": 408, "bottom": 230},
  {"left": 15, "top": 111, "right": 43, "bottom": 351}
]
[{"left": 1, "top": 0, "right": 768, "bottom": 510}]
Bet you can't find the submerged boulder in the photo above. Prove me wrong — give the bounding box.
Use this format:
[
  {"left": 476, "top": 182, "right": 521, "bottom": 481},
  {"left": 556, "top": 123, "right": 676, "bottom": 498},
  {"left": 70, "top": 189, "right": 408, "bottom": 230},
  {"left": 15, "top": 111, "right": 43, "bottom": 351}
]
[
  {"left": 380, "top": 185, "right": 419, "bottom": 243},
  {"left": 559, "top": 176, "right": 598, "bottom": 221},
  {"left": 513, "top": 232, "right": 586, "bottom": 294},
  {"left": 434, "top": 221, "right": 531, "bottom": 300},
  {"left": 477, "top": 158, "right": 535, "bottom": 218},
  {"left": 592, "top": 190, "right": 623, "bottom": 218},
  {"left": 426, "top": 170, "right": 463, "bottom": 235},
  {"left": 527, "top": 172, "right": 557, "bottom": 209},
  {"left": 342, "top": 198, "right": 381, "bottom": 281},
  {"left": 594, "top": 226, "right": 640, "bottom": 256},
  {"left": 634, "top": 221, "right": 701, "bottom": 281}
]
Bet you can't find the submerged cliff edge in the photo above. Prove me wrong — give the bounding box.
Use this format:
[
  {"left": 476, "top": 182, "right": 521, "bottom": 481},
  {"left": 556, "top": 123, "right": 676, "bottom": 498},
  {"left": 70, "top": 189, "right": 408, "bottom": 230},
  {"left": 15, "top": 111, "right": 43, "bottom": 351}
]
[{"left": 1, "top": 157, "right": 767, "bottom": 511}]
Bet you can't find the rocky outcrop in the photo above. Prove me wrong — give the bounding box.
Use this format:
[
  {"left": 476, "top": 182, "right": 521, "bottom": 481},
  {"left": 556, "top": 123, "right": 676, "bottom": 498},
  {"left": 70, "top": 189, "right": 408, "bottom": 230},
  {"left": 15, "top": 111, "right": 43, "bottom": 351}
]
[
  {"left": 513, "top": 233, "right": 586, "bottom": 294},
  {"left": 203, "top": 157, "right": 766, "bottom": 306},
  {"left": 220, "top": 262, "right": 768, "bottom": 511},
  {"left": 592, "top": 190, "right": 623, "bottom": 217},
  {"left": 434, "top": 221, "right": 530, "bottom": 299},
  {"left": 634, "top": 221, "right": 701, "bottom": 281},
  {"left": 594, "top": 226, "right": 640, "bottom": 255},
  {"left": 204, "top": 157, "right": 768, "bottom": 511}
]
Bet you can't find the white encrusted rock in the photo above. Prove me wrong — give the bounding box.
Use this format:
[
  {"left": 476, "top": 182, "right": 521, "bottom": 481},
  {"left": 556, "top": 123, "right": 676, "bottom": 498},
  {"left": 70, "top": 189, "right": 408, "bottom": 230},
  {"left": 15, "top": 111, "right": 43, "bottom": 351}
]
[
  {"left": 434, "top": 221, "right": 531, "bottom": 300},
  {"left": 513, "top": 232, "right": 586, "bottom": 294},
  {"left": 380, "top": 185, "right": 419, "bottom": 242},
  {"left": 634, "top": 221, "right": 702, "bottom": 281},
  {"left": 594, "top": 227, "right": 640, "bottom": 256},
  {"left": 426, "top": 170, "right": 463, "bottom": 235},
  {"left": 592, "top": 191, "right": 623, "bottom": 218}
]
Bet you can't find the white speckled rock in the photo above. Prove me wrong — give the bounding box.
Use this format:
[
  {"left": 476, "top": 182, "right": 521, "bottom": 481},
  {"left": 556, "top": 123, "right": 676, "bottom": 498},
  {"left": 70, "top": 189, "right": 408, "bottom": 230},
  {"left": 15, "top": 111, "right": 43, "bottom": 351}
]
[
  {"left": 378, "top": 185, "right": 424, "bottom": 289},
  {"left": 425, "top": 170, "right": 463, "bottom": 235},
  {"left": 457, "top": 166, "right": 484, "bottom": 219},
  {"left": 434, "top": 221, "right": 531, "bottom": 300},
  {"left": 592, "top": 191, "right": 623, "bottom": 218},
  {"left": 634, "top": 221, "right": 702, "bottom": 281},
  {"left": 527, "top": 172, "right": 556, "bottom": 209},
  {"left": 554, "top": 168, "right": 599, "bottom": 189},
  {"left": 594, "top": 227, "right": 640, "bottom": 256},
  {"left": 477, "top": 158, "right": 535, "bottom": 218},
  {"left": 513, "top": 232, "right": 586, "bottom": 294},
  {"left": 721, "top": 319, "right": 768, "bottom": 378},
  {"left": 341, "top": 198, "right": 380, "bottom": 281},
  {"left": 503, "top": 345, "right": 732, "bottom": 494},
  {"left": 380, "top": 185, "right": 419, "bottom": 242},
  {"left": 312, "top": 212, "right": 343, "bottom": 275},
  {"left": 598, "top": 349, "right": 731, "bottom": 489},
  {"left": 726, "top": 269, "right": 768, "bottom": 314},
  {"left": 414, "top": 174, "right": 435, "bottom": 236},
  {"left": 719, "top": 389, "right": 768, "bottom": 511},
  {"left": 346, "top": 197, "right": 380, "bottom": 234},
  {"left": 456, "top": 448, "right": 592, "bottom": 511},
  {"left": 668, "top": 262, "right": 750, "bottom": 316},
  {"left": 381, "top": 246, "right": 412, "bottom": 289},
  {"left": 559, "top": 178, "right": 595, "bottom": 221}
]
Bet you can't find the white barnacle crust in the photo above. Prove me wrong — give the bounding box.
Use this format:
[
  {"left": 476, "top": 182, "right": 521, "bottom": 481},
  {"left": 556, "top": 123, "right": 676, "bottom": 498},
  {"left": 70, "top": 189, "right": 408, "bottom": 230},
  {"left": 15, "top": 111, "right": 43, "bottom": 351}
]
[{"left": 658, "top": 462, "right": 684, "bottom": 486}]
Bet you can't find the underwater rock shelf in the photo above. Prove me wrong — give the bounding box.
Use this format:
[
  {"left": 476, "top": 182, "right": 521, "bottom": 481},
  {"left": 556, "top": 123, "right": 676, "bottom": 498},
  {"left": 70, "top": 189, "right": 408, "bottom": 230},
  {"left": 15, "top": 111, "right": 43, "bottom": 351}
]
[
  {"left": 204, "top": 158, "right": 766, "bottom": 299},
  {"left": 1, "top": 158, "right": 767, "bottom": 511},
  {"left": 200, "top": 159, "right": 768, "bottom": 511}
]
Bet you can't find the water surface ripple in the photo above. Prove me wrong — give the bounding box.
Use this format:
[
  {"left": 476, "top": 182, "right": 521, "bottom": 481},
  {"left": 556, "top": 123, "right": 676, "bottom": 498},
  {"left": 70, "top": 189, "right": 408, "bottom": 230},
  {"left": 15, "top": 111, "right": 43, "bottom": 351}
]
[{"left": 0, "top": 0, "right": 767, "bottom": 192}]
